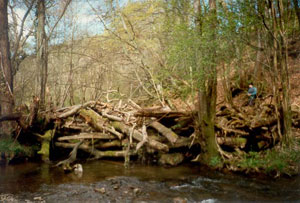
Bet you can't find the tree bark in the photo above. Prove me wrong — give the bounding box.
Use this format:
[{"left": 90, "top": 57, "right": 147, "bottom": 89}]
[
  {"left": 195, "top": 0, "right": 220, "bottom": 165},
  {"left": 36, "top": 0, "right": 48, "bottom": 108},
  {"left": 0, "top": 0, "right": 14, "bottom": 137},
  {"left": 292, "top": 0, "right": 300, "bottom": 28}
]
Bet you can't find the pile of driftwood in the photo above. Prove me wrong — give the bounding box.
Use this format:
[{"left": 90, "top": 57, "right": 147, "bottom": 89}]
[
  {"left": 46, "top": 96, "right": 299, "bottom": 166},
  {"left": 1, "top": 95, "right": 299, "bottom": 166},
  {"left": 52, "top": 100, "right": 196, "bottom": 166}
]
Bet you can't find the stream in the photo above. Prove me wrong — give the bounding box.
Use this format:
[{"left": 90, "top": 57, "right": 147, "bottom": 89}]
[{"left": 0, "top": 160, "right": 300, "bottom": 202}]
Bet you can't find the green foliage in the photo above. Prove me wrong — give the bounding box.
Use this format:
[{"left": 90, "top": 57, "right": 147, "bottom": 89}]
[
  {"left": 0, "top": 138, "right": 33, "bottom": 160},
  {"left": 236, "top": 144, "right": 300, "bottom": 175},
  {"left": 210, "top": 155, "right": 222, "bottom": 167}
]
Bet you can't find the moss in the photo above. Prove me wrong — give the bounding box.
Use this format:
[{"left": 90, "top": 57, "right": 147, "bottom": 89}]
[
  {"left": 37, "top": 129, "right": 55, "bottom": 161},
  {"left": 0, "top": 138, "right": 33, "bottom": 161}
]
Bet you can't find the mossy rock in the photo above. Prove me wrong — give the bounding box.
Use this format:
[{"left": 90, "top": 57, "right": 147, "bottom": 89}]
[{"left": 158, "top": 153, "right": 184, "bottom": 166}]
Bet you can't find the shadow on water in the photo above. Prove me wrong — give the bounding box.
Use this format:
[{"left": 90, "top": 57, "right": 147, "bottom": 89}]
[{"left": 1, "top": 161, "right": 300, "bottom": 202}]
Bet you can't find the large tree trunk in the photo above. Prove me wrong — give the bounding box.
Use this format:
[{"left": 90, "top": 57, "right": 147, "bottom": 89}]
[
  {"left": 0, "top": 0, "right": 14, "bottom": 137},
  {"left": 36, "top": 0, "right": 48, "bottom": 108},
  {"left": 194, "top": 0, "right": 220, "bottom": 165}
]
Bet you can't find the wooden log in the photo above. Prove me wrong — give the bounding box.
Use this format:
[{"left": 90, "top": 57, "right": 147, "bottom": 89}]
[
  {"left": 167, "top": 136, "right": 246, "bottom": 149},
  {"left": 101, "top": 111, "right": 123, "bottom": 121},
  {"left": 55, "top": 142, "right": 135, "bottom": 159},
  {"left": 250, "top": 117, "right": 277, "bottom": 129},
  {"left": 79, "top": 109, "right": 123, "bottom": 139},
  {"left": 149, "top": 121, "right": 179, "bottom": 144},
  {"left": 134, "top": 110, "right": 190, "bottom": 118},
  {"left": 55, "top": 140, "right": 83, "bottom": 167},
  {"left": 168, "top": 137, "right": 193, "bottom": 148},
  {"left": 58, "top": 101, "right": 95, "bottom": 119},
  {"left": 58, "top": 133, "right": 115, "bottom": 141},
  {"left": 217, "top": 137, "right": 247, "bottom": 148},
  {"left": 215, "top": 123, "right": 249, "bottom": 136},
  {"left": 97, "top": 140, "right": 124, "bottom": 149},
  {"left": 56, "top": 140, "right": 127, "bottom": 150},
  {"left": 111, "top": 121, "right": 169, "bottom": 152}
]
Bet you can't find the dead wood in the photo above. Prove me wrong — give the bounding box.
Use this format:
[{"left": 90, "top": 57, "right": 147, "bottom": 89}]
[
  {"left": 149, "top": 121, "right": 179, "bottom": 144},
  {"left": 56, "top": 140, "right": 126, "bottom": 150},
  {"left": 55, "top": 142, "right": 135, "bottom": 159},
  {"left": 55, "top": 140, "right": 83, "bottom": 167},
  {"left": 79, "top": 108, "right": 123, "bottom": 139},
  {"left": 215, "top": 123, "right": 249, "bottom": 136},
  {"left": 167, "top": 137, "right": 193, "bottom": 148},
  {"left": 101, "top": 111, "right": 123, "bottom": 121},
  {"left": 111, "top": 121, "right": 169, "bottom": 152},
  {"left": 135, "top": 110, "right": 190, "bottom": 118},
  {"left": 58, "top": 101, "right": 96, "bottom": 119},
  {"left": 217, "top": 137, "right": 247, "bottom": 148},
  {"left": 58, "top": 133, "right": 116, "bottom": 141},
  {"left": 250, "top": 117, "right": 277, "bottom": 129}
]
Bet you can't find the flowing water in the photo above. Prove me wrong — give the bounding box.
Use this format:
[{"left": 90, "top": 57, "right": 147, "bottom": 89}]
[{"left": 0, "top": 161, "right": 299, "bottom": 202}]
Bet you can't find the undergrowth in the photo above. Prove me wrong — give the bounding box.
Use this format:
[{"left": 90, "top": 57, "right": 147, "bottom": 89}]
[
  {"left": 0, "top": 138, "right": 33, "bottom": 161},
  {"left": 234, "top": 138, "right": 300, "bottom": 176}
]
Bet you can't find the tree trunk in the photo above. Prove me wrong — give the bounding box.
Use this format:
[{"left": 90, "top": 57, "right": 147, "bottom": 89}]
[
  {"left": 0, "top": 0, "right": 14, "bottom": 137},
  {"left": 292, "top": 0, "right": 300, "bottom": 28},
  {"left": 278, "top": 0, "right": 292, "bottom": 143},
  {"left": 195, "top": 0, "right": 220, "bottom": 165},
  {"left": 36, "top": 0, "right": 48, "bottom": 108}
]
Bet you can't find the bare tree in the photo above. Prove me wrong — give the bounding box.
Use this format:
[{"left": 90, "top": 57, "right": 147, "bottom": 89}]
[
  {"left": 36, "top": 0, "right": 72, "bottom": 108},
  {"left": 0, "top": 0, "right": 14, "bottom": 137}
]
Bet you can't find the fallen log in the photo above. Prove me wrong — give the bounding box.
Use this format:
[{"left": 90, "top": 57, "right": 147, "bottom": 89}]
[
  {"left": 215, "top": 123, "right": 249, "bottom": 136},
  {"left": 135, "top": 110, "right": 190, "bottom": 118},
  {"left": 216, "top": 137, "right": 247, "bottom": 148},
  {"left": 79, "top": 109, "right": 123, "bottom": 139},
  {"left": 55, "top": 142, "right": 135, "bottom": 159},
  {"left": 250, "top": 117, "right": 277, "bottom": 129},
  {"left": 149, "top": 121, "right": 179, "bottom": 144},
  {"left": 58, "top": 101, "right": 95, "bottom": 119},
  {"left": 57, "top": 133, "right": 116, "bottom": 141},
  {"left": 101, "top": 111, "right": 123, "bottom": 122}
]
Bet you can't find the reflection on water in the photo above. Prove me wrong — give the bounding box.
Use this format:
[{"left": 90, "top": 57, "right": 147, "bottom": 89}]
[{"left": 0, "top": 160, "right": 300, "bottom": 201}]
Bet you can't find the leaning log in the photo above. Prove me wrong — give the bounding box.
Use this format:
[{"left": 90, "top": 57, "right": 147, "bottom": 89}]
[
  {"left": 149, "top": 121, "right": 179, "bottom": 144},
  {"left": 79, "top": 109, "right": 123, "bottom": 139},
  {"left": 55, "top": 140, "right": 83, "bottom": 167}
]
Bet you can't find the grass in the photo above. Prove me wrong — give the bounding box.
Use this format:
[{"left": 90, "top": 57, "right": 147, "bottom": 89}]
[{"left": 234, "top": 141, "right": 300, "bottom": 176}]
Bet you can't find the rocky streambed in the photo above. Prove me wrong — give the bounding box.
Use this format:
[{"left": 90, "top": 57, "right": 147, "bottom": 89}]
[{"left": 1, "top": 161, "right": 300, "bottom": 202}]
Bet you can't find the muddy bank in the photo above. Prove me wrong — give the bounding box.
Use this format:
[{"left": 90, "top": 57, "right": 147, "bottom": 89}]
[{"left": 1, "top": 161, "right": 300, "bottom": 202}]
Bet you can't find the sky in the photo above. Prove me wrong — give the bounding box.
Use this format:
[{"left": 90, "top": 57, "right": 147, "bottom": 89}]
[{"left": 9, "top": 0, "right": 131, "bottom": 51}]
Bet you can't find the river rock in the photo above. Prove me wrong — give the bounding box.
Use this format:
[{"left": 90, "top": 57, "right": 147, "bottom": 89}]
[
  {"left": 94, "top": 187, "right": 106, "bottom": 194},
  {"left": 158, "top": 153, "right": 184, "bottom": 166},
  {"left": 173, "top": 197, "right": 187, "bottom": 203},
  {"left": 133, "top": 188, "right": 141, "bottom": 196}
]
